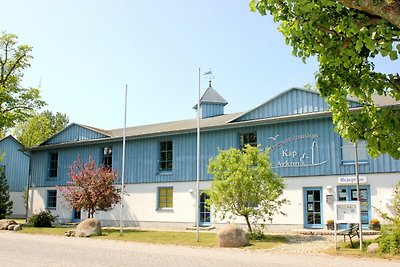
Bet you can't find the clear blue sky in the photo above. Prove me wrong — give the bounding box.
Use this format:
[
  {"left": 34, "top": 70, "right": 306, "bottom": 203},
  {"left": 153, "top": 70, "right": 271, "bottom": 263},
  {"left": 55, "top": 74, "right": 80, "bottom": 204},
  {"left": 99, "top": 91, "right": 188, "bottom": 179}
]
[{"left": 2, "top": 1, "right": 397, "bottom": 130}]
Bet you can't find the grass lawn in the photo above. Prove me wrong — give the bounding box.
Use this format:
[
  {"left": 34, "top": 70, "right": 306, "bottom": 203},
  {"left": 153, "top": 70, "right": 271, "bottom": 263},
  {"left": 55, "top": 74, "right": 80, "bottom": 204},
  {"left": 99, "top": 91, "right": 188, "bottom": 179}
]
[
  {"left": 97, "top": 228, "right": 288, "bottom": 249},
  {"left": 20, "top": 224, "right": 72, "bottom": 235},
  {"left": 324, "top": 237, "right": 400, "bottom": 261},
  {"left": 18, "top": 224, "right": 287, "bottom": 249}
]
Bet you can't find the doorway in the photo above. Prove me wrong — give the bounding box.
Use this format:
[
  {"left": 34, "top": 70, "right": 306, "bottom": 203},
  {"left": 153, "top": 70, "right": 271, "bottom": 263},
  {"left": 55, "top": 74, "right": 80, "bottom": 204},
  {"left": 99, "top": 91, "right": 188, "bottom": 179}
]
[
  {"left": 72, "top": 209, "right": 81, "bottom": 223},
  {"left": 199, "top": 192, "right": 211, "bottom": 226},
  {"left": 304, "top": 187, "right": 323, "bottom": 229}
]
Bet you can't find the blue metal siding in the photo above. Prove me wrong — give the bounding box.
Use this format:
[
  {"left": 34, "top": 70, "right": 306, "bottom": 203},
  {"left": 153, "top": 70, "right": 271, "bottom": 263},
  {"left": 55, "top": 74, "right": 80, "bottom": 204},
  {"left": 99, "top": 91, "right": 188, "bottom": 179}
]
[
  {"left": 0, "top": 137, "right": 29, "bottom": 191},
  {"left": 31, "top": 142, "right": 116, "bottom": 187},
  {"left": 235, "top": 89, "right": 363, "bottom": 122},
  {"left": 44, "top": 124, "right": 108, "bottom": 145},
  {"left": 30, "top": 117, "right": 400, "bottom": 187},
  {"left": 201, "top": 103, "right": 224, "bottom": 118},
  {"left": 236, "top": 89, "right": 330, "bottom": 122}
]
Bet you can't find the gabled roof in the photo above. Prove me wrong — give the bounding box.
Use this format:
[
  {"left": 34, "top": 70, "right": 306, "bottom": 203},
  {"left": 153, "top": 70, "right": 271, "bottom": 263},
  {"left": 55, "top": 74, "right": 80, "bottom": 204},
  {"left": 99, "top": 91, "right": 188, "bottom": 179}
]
[
  {"left": 228, "top": 87, "right": 368, "bottom": 123},
  {"left": 229, "top": 87, "right": 330, "bottom": 122},
  {"left": 38, "top": 123, "right": 111, "bottom": 146},
  {"left": 0, "top": 135, "right": 24, "bottom": 148},
  {"left": 28, "top": 87, "right": 400, "bottom": 151}
]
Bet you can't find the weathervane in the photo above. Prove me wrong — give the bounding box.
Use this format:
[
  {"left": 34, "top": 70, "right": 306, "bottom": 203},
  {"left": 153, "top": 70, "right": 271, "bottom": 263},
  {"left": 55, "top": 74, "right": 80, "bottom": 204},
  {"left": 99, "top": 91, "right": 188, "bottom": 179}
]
[{"left": 203, "top": 69, "right": 214, "bottom": 87}]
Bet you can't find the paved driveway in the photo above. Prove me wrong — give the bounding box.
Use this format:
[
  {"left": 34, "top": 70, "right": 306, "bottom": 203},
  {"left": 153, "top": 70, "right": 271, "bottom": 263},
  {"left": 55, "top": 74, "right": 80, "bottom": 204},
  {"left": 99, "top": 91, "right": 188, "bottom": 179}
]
[{"left": 1, "top": 231, "right": 399, "bottom": 267}]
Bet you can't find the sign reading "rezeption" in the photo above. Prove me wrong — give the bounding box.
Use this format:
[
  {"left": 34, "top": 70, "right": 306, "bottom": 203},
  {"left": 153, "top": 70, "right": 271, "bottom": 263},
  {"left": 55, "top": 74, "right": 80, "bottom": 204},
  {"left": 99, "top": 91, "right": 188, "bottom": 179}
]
[{"left": 338, "top": 176, "right": 367, "bottom": 184}]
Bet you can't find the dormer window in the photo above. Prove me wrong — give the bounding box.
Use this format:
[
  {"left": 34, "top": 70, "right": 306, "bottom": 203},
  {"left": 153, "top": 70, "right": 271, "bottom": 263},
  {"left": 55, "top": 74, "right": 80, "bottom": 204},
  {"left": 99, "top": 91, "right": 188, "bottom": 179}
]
[{"left": 102, "top": 146, "right": 112, "bottom": 169}]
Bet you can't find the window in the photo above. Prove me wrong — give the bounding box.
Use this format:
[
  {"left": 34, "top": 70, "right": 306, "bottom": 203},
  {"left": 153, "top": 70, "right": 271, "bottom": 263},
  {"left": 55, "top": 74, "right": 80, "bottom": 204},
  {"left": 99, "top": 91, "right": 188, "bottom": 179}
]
[
  {"left": 102, "top": 146, "right": 112, "bottom": 168},
  {"left": 49, "top": 152, "right": 58, "bottom": 178},
  {"left": 47, "top": 190, "right": 57, "bottom": 209},
  {"left": 245, "top": 199, "right": 259, "bottom": 208},
  {"left": 341, "top": 139, "right": 368, "bottom": 163},
  {"left": 159, "top": 141, "right": 173, "bottom": 172},
  {"left": 239, "top": 132, "right": 257, "bottom": 149},
  {"left": 158, "top": 187, "right": 173, "bottom": 209}
]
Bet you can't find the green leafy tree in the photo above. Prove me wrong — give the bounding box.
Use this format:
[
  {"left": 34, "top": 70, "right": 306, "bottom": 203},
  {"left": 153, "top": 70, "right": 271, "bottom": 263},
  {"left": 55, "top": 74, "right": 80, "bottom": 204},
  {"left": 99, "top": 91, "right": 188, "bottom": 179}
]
[
  {"left": 0, "top": 168, "right": 13, "bottom": 219},
  {"left": 0, "top": 32, "right": 45, "bottom": 133},
  {"left": 13, "top": 110, "right": 69, "bottom": 147},
  {"left": 207, "top": 145, "right": 287, "bottom": 234},
  {"left": 250, "top": 0, "right": 400, "bottom": 158}
]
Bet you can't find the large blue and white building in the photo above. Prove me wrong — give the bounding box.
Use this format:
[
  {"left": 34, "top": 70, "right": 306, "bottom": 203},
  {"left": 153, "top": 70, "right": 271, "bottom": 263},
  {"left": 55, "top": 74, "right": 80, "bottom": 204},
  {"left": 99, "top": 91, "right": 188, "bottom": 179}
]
[{"left": 24, "top": 86, "right": 400, "bottom": 230}]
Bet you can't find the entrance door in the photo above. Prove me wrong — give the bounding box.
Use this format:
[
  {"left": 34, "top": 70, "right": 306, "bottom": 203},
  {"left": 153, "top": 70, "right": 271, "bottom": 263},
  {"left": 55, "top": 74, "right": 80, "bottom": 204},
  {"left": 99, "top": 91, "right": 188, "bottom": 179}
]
[
  {"left": 199, "top": 192, "right": 211, "bottom": 226},
  {"left": 72, "top": 209, "right": 81, "bottom": 223},
  {"left": 337, "top": 185, "right": 370, "bottom": 227},
  {"left": 304, "top": 187, "right": 323, "bottom": 229}
]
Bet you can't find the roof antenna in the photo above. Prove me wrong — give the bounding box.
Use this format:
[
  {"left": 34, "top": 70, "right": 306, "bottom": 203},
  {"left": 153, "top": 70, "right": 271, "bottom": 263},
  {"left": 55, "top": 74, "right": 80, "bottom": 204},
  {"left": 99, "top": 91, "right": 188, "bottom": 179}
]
[{"left": 203, "top": 69, "right": 214, "bottom": 87}]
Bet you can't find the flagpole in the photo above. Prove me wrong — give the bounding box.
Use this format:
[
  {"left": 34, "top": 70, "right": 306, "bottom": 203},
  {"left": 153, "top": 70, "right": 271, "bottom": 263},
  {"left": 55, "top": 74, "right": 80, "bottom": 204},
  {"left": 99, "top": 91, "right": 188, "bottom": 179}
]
[
  {"left": 196, "top": 68, "right": 201, "bottom": 242},
  {"left": 354, "top": 141, "right": 363, "bottom": 251},
  {"left": 120, "top": 85, "right": 127, "bottom": 235}
]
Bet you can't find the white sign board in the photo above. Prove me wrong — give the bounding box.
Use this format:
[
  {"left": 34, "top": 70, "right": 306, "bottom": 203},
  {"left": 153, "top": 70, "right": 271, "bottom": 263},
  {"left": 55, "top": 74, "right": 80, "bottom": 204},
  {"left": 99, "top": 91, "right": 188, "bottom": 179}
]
[
  {"left": 338, "top": 176, "right": 367, "bottom": 184},
  {"left": 334, "top": 201, "right": 360, "bottom": 224}
]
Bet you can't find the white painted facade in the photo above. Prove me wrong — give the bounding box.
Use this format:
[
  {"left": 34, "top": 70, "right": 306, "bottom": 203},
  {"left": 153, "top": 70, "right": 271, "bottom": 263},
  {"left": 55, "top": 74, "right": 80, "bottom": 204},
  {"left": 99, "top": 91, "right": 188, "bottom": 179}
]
[
  {"left": 29, "top": 172, "right": 400, "bottom": 230},
  {"left": 9, "top": 192, "right": 25, "bottom": 218}
]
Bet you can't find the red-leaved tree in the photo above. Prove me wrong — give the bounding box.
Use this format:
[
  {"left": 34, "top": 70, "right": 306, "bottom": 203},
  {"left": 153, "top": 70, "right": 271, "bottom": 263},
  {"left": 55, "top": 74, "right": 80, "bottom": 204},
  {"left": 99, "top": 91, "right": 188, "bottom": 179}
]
[{"left": 58, "top": 157, "right": 121, "bottom": 218}]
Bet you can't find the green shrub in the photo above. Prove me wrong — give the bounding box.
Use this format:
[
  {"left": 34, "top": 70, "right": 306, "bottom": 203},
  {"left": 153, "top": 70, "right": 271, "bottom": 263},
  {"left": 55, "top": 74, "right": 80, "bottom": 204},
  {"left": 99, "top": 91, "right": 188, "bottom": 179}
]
[
  {"left": 378, "top": 225, "right": 400, "bottom": 255},
  {"left": 28, "top": 210, "right": 55, "bottom": 227}
]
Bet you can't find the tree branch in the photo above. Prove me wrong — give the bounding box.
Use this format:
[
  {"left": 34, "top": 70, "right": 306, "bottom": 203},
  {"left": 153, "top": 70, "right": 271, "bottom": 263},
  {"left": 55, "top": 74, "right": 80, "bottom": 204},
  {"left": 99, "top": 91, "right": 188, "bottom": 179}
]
[
  {"left": 338, "top": 0, "right": 400, "bottom": 29},
  {"left": 2, "top": 53, "right": 27, "bottom": 85}
]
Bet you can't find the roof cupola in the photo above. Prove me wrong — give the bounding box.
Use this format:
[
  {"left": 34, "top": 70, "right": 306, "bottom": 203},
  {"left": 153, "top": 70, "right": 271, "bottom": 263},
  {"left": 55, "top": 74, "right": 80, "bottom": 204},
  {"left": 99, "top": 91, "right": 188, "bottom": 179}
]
[{"left": 193, "top": 81, "right": 227, "bottom": 118}]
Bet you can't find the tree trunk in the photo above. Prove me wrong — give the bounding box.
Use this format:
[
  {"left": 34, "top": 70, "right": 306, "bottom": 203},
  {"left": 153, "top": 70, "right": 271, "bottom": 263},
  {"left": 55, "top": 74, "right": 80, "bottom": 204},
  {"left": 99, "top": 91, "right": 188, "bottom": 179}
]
[{"left": 244, "top": 214, "right": 252, "bottom": 234}]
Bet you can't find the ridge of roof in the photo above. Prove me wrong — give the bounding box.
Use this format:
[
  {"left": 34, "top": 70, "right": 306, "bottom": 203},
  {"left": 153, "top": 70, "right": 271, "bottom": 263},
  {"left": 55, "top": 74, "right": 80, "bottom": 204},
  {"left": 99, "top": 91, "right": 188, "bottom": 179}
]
[
  {"left": 0, "top": 135, "right": 24, "bottom": 148},
  {"left": 108, "top": 112, "right": 243, "bottom": 138}
]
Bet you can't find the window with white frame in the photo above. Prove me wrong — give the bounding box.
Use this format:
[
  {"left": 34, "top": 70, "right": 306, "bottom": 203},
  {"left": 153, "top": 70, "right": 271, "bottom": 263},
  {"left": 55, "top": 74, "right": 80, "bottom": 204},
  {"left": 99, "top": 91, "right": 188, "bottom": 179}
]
[
  {"left": 341, "top": 139, "right": 368, "bottom": 163},
  {"left": 47, "top": 190, "right": 57, "bottom": 209},
  {"left": 158, "top": 187, "right": 173, "bottom": 209}
]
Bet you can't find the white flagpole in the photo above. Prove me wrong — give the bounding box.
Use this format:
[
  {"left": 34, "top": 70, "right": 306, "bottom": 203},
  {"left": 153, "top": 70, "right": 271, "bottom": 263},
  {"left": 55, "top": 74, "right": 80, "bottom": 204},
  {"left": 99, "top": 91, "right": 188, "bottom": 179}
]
[
  {"left": 354, "top": 141, "right": 363, "bottom": 251},
  {"left": 196, "top": 68, "right": 201, "bottom": 242},
  {"left": 120, "top": 85, "right": 127, "bottom": 235}
]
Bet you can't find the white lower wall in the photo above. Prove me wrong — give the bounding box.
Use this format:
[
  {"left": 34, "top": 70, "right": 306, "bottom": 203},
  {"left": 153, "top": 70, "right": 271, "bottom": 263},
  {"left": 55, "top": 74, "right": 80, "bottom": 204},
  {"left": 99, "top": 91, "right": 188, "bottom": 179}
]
[
  {"left": 29, "top": 173, "right": 400, "bottom": 230},
  {"left": 9, "top": 191, "right": 25, "bottom": 218}
]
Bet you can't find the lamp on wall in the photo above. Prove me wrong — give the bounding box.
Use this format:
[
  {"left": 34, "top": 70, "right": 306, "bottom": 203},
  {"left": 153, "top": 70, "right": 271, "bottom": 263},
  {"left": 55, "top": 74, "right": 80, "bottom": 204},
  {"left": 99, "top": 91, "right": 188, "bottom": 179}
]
[
  {"left": 188, "top": 189, "right": 194, "bottom": 194},
  {"left": 326, "top": 185, "right": 333, "bottom": 192}
]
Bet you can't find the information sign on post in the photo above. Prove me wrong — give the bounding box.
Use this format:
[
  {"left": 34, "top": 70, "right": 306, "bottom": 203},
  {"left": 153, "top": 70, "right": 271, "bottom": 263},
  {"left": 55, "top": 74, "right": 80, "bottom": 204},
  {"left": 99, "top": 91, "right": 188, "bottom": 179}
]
[
  {"left": 333, "top": 201, "right": 360, "bottom": 250},
  {"left": 335, "top": 201, "right": 360, "bottom": 223}
]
